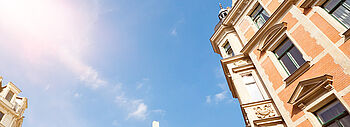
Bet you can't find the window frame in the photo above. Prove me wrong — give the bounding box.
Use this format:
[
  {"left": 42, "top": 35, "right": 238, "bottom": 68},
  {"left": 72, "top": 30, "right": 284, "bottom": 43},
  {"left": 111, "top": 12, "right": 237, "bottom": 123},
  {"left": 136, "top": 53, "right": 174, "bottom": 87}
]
[
  {"left": 273, "top": 38, "right": 306, "bottom": 75},
  {"left": 223, "top": 42, "right": 234, "bottom": 57},
  {"left": 314, "top": 100, "right": 350, "bottom": 127},
  {"left": 5, "top": 90, "right": 14, "bottom": 102},
  {"left": 240, "top": 71, "right": 267, "bottom": 102},
  {"left": 321, "top": 0, "right": 350, "bottom": 29},
  {"left": 249, "top": 4, "right": 270, "bottom": 29}
]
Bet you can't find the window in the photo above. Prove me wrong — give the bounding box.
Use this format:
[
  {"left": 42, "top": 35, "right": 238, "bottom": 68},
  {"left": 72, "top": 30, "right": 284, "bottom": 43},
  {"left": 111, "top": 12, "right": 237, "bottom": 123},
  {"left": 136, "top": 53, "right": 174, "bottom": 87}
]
[
  {"left": 5, "top": 91, "right": 14, "bottom": 102},
  {"left": 0, "top": 111, "right": 3, "bottom": 121},
  {"left": 223, "top": 42, "right": 234, "bottom": 57},
  {"left": 315, "top": 100, "right": 350, "bottom": 127},
  {"left": 322, "top": 0, "right": 350, "bottom": 28},
  {"left": 273, "top": 38, "right": 306, "bottom": 75},
  {"left": 250, "top": 4, "right": 270, "bottom": 28},
  {"left": 242, "top": 74, "right": 264, "bottom": 101}
]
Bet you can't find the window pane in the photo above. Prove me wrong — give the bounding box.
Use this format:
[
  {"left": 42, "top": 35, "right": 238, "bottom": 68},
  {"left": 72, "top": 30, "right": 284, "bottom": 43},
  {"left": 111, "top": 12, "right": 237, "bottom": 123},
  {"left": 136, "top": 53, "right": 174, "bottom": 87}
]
[
  {"left": 251, "top": 5, "right": 262, "bottom": 19},
  {"left": 332, "top": 5, "right": 350, "bottom": 28},
  {"left": 324, "top": 0, "right": 342, "bottom": 12},
  {"left": 245, "top": 82, "right": 264, "bottom": 101},
  {"left": 274, "top": 39, "right": 292, "bottom": 57},
  {"left": 280, "top": 55, "right": 297, "bottom": 74},
  {"left": 5, "top": 91, "right": 14, "bottom": 102},
  {"left": 289, "top": 47, "right": 306, "bottom": 66},
  {"left": 318, "top": 102, "right": 346, "bottom": 123},
  {"left": 255, "top": 16, "right": 266, "bottom": 28},
  {"left": 346, "top": 0, "right": 350, "bottom": 5},
  {"left": 242, "top": 74, "right": 256, "bottom": 84},
  {"left": 227, "top": 48, "right": 234, "bottom": 56},
  {"left": 327, "top": 122, "right": 339, "bottom": 127},
  {"left": 340, "top": 115, "right": 350, "bottom": 127},
  {"left": 0, "top": 112, "right": 3, "bottom": 121},
  {"left": 261, "top": 10, "right": 270, "bottom": 21}
]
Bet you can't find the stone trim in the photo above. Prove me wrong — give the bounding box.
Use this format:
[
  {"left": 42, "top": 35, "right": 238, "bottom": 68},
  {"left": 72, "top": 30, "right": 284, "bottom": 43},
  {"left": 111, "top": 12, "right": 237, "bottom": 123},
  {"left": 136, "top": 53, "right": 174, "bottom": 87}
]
[
  {"left": 221, "top": 54, "right": 252, "bottom": 98},
  {"left": 288, "top": 74, "right": 333, "bottom": 107},
  {"left": 299, "top": 0, "right": 325, "bottom": 9},
  {"left": 283, "top": 61, "right": 312, "bottom": 86},
  {"left": 258, "top": 22, "right": 287, "bottom": 51},
  {"left": 241, "top": 0, "right": 298, "bottom": 54},
  {"left": 253, "top": 116, "right": 284, "bottom": 126}
]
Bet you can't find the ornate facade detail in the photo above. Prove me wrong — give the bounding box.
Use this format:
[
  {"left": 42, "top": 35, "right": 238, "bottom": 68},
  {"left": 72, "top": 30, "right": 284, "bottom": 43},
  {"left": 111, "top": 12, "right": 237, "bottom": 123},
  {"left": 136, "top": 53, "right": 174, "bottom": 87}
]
[
  {"left": 253, "top": 104, "right": 276, "bottom": 119},
  {"left": 233, "top": 59, "right": 250, "bottom": 67}
]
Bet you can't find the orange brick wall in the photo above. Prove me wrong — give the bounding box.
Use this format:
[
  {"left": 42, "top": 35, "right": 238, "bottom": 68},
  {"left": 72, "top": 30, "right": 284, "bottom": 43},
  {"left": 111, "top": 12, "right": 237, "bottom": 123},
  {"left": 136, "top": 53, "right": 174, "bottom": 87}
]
[
  {"left": 281, "top": 12, "right": 298, "bottom": 31},
  {"left": 339, "top": 39, "right": 350, "bottom": 59},
  {"left": 309, "top": 12, "right": 342, "bottom": 43},
  {"left": 343, "top": 92, "right": 350, "bottom": 107},
  {"left": 261, "top": 57, "right": 284, "bottom": 90},
  {"left": 291, "top": 25, "right": 324, "bottom": 58},
  {"left": 231, "top": 0, "right": 350, "bottom": 125}
]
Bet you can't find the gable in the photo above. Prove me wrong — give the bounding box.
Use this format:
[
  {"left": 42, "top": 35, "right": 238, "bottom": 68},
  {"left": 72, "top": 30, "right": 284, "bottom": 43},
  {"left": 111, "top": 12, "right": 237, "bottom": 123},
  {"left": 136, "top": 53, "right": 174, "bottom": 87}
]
[{"left": 288, "top": 74, "right": 333, "bottom": 109}]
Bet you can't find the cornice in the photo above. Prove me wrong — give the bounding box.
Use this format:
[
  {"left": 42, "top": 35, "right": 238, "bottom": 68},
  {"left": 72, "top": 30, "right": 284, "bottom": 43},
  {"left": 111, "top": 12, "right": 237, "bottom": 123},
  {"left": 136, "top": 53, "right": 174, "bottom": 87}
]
[{"left": 241, "top": 0, "right": 298, "bottom": 54}]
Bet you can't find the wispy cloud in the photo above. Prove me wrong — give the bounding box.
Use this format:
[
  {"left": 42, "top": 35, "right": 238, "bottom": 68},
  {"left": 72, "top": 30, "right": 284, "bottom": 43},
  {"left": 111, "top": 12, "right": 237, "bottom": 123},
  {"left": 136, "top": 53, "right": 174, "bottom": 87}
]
[
  {"left": 128, "top": 102, "right": 148, "bottom": 120},
  {"left": 170, "top": 28, "right": 177, "bottom": 36},
  {"left": 115, "top": 94, "right": 149, "bottom": 120},
  {"left": 206, "top": 83, "right": 231, "bottom": 104},
  {"left": 136, "top": 78, "right": 150, "bottom": 89}
]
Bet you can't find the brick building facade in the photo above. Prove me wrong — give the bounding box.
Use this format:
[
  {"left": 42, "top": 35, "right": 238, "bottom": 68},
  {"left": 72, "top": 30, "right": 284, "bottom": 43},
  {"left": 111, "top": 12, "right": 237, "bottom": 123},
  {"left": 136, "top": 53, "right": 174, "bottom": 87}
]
[{"left": 210, "top": 0, "right": 350, "bottom": 126}]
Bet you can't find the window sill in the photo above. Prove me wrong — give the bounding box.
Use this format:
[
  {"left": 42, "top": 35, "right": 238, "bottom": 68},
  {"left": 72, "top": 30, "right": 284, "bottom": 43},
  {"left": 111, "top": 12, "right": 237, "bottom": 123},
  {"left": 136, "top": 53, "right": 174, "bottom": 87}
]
[{"left": 284, "top": 61, "right": 311, "bottom": 86}]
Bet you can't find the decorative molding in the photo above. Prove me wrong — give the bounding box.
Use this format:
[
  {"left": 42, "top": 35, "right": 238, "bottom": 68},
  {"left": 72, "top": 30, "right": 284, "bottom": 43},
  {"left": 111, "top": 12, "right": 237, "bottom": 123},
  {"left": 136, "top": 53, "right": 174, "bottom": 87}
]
[
  {"left": 253, "top": 116, "right": 284, "bottom": 126},
  {"left": 221, "top": 54, "right": 249, "bottom": 98},
  {"left": 210, "top": 0, "right": 253, "bottom": 54},
  {"left": 288, "top": 74, "right": 334, "bottom": 106},
  {"left": 241, "top": 0, "right": 299, "bottom": 54},
  {"left": 258, "top": 22, "right": 288, "bottom": 51},
  {"left": 300, "top": 0, "right": 325, "bottom": 8},
  {"left": 254, "top": 104, "right": 276, "bottom": 119},
  {"left": 284, "top": 61, "right": 312, "bottom": 85}
]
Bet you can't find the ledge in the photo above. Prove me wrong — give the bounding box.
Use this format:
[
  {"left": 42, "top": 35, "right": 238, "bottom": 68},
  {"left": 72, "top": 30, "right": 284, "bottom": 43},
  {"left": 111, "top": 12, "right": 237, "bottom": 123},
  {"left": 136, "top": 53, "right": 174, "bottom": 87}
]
[
  {"left": 284, "top": 61, "right": 311, "bottom": 86},
  {"left": 253, "top": 116, "right": 284, "bottom": 126},
  {"left": 300, "top": 0, "right": 324, "bottom": 8}
]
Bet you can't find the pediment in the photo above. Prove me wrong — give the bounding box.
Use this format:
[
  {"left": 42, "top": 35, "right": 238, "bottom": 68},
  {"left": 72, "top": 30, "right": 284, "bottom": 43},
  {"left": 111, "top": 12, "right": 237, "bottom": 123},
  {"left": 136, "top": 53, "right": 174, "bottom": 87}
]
[
  {"left": 288, "top": 74, "right": 333, "bottom": 108},
  {"left": 257, "top": 22, "right": 287, "bottom": 51}
]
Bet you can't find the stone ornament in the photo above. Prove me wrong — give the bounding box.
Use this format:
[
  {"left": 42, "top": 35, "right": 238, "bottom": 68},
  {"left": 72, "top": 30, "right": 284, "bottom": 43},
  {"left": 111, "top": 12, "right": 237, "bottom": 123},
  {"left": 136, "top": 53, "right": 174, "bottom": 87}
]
[{"left": 253, "top": 104, "right": 276, "bottom": 119}]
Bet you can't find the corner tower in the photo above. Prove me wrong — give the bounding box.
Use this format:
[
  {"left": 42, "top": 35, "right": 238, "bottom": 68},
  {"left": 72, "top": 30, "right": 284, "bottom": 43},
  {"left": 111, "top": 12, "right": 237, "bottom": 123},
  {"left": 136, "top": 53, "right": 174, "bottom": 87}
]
[{"left": 210, "top": 2, "right": 285, "bottom": 127}]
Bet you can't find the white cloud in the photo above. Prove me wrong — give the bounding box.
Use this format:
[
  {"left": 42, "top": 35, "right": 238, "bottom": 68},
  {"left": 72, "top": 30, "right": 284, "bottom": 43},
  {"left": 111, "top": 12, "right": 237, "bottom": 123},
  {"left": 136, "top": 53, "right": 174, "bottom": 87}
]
[
  {"left": 128, "top": 103, "right": 148, "bottom": 120},
  {"left": 74, "top": 93, "right": 82, "bottom": 98},
  {"left": 136, "top": 78, "right": 150, "bottom": 89},
  {"left": 115, "top": 94, "right": 150, "bottom": 120},
  {"left": 206, "top": 83, "right": 230, "bottom": 104},
  {"left": 206, "top": 96, "right": 211, "bottom": 103},
  {"left": 170, "top": 28, "right": 177, "bottom": 36}
]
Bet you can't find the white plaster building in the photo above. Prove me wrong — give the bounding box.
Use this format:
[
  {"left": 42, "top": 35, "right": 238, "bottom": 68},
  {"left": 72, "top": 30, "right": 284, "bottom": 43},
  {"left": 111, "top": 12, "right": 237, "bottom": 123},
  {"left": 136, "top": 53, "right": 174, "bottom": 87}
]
[{"left": 0, "top": 77, "right": 27, "bottom": 127}]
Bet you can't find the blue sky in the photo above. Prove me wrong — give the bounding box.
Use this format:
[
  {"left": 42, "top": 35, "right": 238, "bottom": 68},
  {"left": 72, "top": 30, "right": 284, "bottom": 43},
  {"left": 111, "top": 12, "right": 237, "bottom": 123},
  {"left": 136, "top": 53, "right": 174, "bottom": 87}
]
[{"left": 0, "top": 0, "right": 244, "bottom": 126}]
